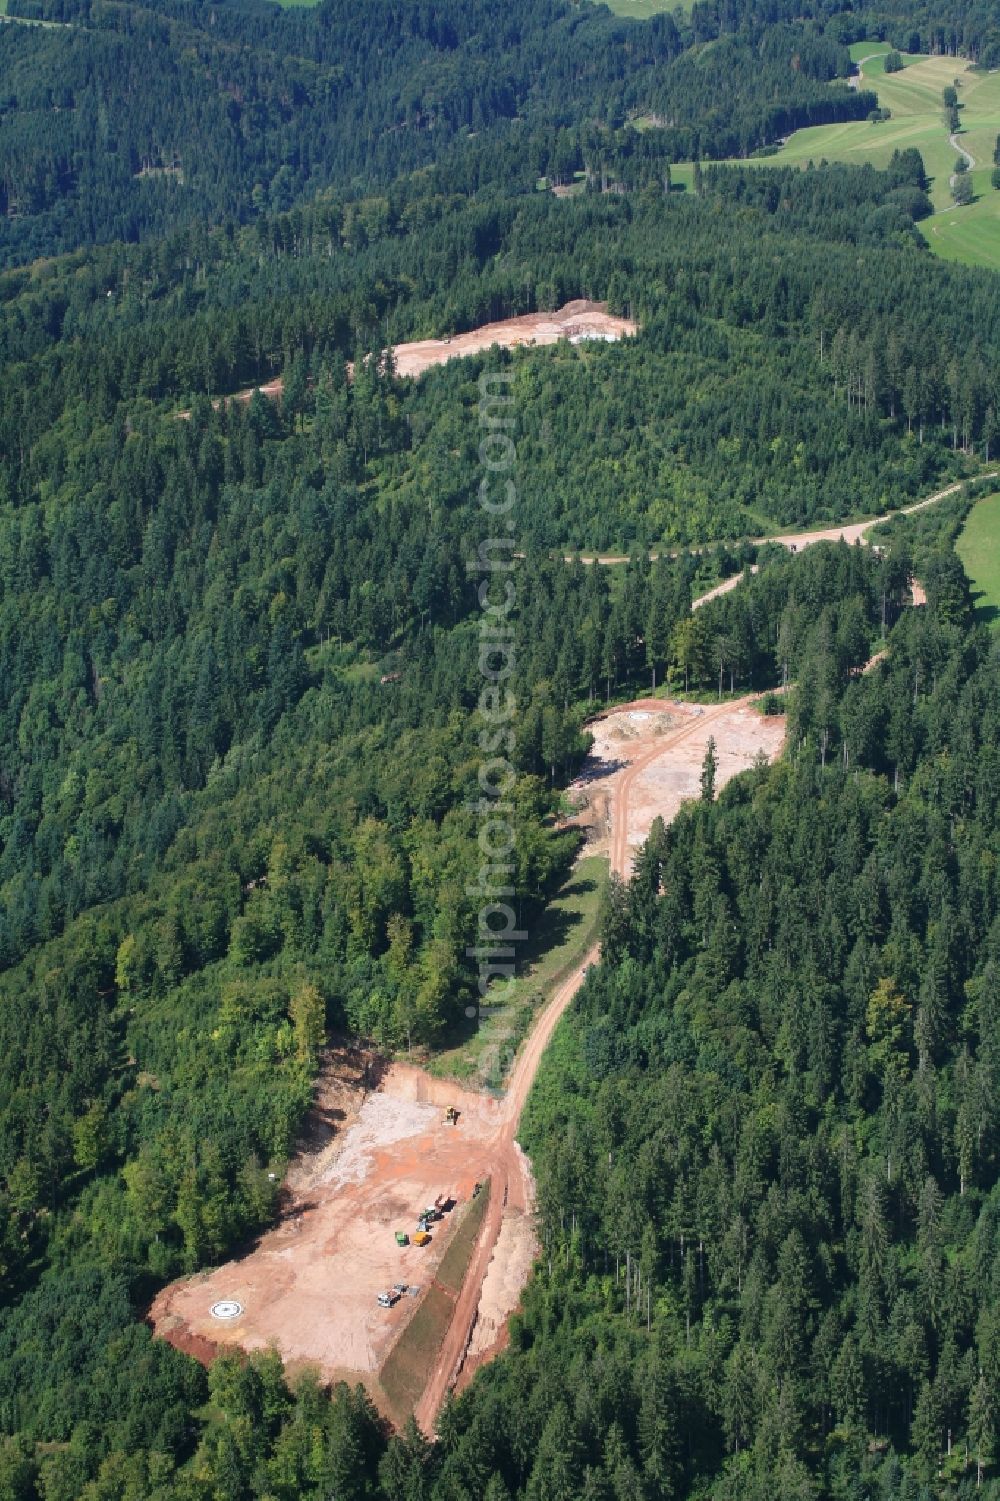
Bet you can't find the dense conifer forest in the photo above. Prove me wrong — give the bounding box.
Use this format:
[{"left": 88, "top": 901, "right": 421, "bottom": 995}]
[
  {"left": 2, "top": 0, "right": 1000, "bottom": 1493},
  {"left": 0, "top": 0, "right": 875, "bottom": 262}
]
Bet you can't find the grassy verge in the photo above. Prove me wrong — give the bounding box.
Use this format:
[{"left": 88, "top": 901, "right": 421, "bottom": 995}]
[
  {"left": 428, "top": 855, "right": 608, "bottom": 1090},
  {"left": 379, "top": 1286, "right": 455, "bottom": 1423},
  {"left": 434, "top": 1181, "right": 492, "bottom": 1295},
  {"left": 379, "top": 1183, "right": 491, "bottom": 1422},
  {"left": 956, "top": 491, "right": 1000, "bottom": 627}
]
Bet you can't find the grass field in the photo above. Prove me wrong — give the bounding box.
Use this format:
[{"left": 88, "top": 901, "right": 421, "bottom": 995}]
[
  {"left": 768, "top": 55, "right": 963, "bottom": 206},
  {"left": 923, "top": 174, "right": 1000, "bottom": 272},
  {"left": 601, "top": 0, "right": 686, "bottom": 14},
  {"left": 769, "top": 52, "right": 1000, "bottom": 266},
  {"left": 848, "top": 40, "right": 925, "bottom": 71},
  {"left": 956, "top": 491, "right": 1000, "bottom": 626},
  {"left": 656, "top": 48, "right": 1000, "bottom": 270},
  {"left": 379, "top": 1183, "right": 491, "bottom": 1423},
  {"left": 428, "top": 853, "right": 607, "bottom": 1089}
]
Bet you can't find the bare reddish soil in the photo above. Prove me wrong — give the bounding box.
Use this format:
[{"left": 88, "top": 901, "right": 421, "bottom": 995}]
[
  {"left": 573, "top": 697, "right": 786, "bottom": 878},
  {"left": 149, "top": 686, "right": 785, "bottom": 1432},
  {"left": 387, "top": 300, "right": 636, "bottom": 378},
  {"left": 178, "top": 301, "right": 636, "bottom": 416},
  {"left": 149, "top": 1062, "right": 503, "bottom": 1393}
]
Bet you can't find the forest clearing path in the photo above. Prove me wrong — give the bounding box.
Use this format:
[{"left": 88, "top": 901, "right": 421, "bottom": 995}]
[
  {"left": 948, "top": 130, "right": 976, "bottom": 190},
  {"left": 569, "top": 473, "right": 996, "bottom": 574},
  {"left": 416, "top": 691, "right": 785, "bottom": 1429}
]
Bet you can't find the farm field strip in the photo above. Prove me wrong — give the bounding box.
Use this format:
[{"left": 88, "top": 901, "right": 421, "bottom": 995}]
[
  {"left": 656, "top": 50, "right": 1000, "bottom": 267},
  {"left": 956, "top": 490, "right": 1000, "bottom": 626}
]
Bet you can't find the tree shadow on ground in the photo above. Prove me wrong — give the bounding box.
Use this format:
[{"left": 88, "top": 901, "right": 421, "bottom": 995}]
[{"left": 971, "top": 587, "right": 999, "bottom": 627}]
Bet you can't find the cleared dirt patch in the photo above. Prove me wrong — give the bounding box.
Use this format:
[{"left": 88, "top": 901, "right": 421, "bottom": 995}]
[
  {"left": 148, "top": 1064, "right": 502, "bottom": 1395},
  {"left": 179, "top": 301, "right": 636, "bottom": 416},
  {"left": 388, "top": 299, "right": 636, "bottom": 378},
  {"left": 567, "top": 698, "right": 784, "bottom": 877}
]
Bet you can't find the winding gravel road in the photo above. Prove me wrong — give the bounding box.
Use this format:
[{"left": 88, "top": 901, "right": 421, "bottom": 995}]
[{"left": 413, "top": 468, "right": 994, "bottom": 1432}]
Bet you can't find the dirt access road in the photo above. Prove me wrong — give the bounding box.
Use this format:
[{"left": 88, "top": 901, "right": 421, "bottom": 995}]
[
  {"left": 580, "top": 475, "right": 995, "bottom": 596},
  {"left": 701, "top": 474, "right": 996, "bottom": 602},
  {"left": 602, "top": 698, "right": 784, "bottom": 877},
  {"left": 419, "top": 529, "right": 934, "bottom": 1421},
  {"left": 149, "top": 685, "right": 784, "bottom": 1433},
  {"left": 416, "top": 692, "right": 784, "bottom": 1426},
  {"left": 571, "top": 474, "right": 993, "bottom": 569}
]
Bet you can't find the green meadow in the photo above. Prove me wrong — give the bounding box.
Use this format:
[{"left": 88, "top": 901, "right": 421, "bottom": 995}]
[
  {"left": 769, "top": 56, "right": 963, "bottom": 205},
  {"left": 601, "top": 0, "right": 693, "bottom": 15},
  {"left": 659, "top": 47, "right": 1000, "bottom": 270},
  {"left": 766, "top": 52, "right": 1000, "bottom": 267},
  {"left": 957, "top": 491, "right": 1000, "bottom": 627}
]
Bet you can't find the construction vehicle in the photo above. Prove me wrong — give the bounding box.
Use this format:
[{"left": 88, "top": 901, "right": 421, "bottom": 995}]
[
  {"left": 413, "top": 1230, "right": 431, "bottom": 1247},
  {"left": 444, "top": 1106, "right": 459, "bottom": 1124},
  {"left": 393, "top": 1282, "right": 408, "bottom": 1295},
  {"left": 422, "top": 1206, "right": 440, "bottom": 1223},
  {"left": 395, "top": 1230, "right": 409, "bottom": 1246},
  {"left": 377, "top": 1290, "right": 401, "bottom": 1308}
]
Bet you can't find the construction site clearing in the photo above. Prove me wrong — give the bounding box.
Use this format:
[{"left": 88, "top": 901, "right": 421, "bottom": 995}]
[
  {"left": 178, "top": 300, "right": 637, "bottom": 417},
  {"left": 148, "top": 1055, "right": 506, "bottom": 1407},
  {"left": 149, "top": 691, "right": 788, "bottom": 1429},
  {"left": 568, "top": 696, "right": 787, "bottom": 878}
]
